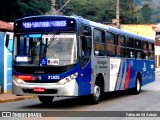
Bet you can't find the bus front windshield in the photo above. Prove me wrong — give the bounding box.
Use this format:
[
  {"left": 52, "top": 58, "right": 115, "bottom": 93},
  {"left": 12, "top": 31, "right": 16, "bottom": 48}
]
[{"left": 13, "top": 33, "right": 77, "bottom": 66}]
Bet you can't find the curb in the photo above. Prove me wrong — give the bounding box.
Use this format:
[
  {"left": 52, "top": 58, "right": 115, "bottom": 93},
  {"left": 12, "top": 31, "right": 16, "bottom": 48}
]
[{"left": 0, "top": 96, "right": 36, "bottom": 103}]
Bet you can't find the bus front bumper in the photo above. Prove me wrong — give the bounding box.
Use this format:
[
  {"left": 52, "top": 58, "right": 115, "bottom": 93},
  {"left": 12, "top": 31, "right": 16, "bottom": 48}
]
[{"left": 12, "top": 79, "right": 78, "bottom": 96}]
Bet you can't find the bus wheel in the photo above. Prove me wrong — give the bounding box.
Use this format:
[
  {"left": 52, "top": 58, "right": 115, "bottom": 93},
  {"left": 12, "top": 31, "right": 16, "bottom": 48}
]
[
  {"left": 132, "top": 75, "right": 141, "bottom": 94},
  {"left": 89, "top": 80, "right": 102, "bottom": 104},
  {"left": 38, "top": 96, "right": 54, "bottom": 104}
]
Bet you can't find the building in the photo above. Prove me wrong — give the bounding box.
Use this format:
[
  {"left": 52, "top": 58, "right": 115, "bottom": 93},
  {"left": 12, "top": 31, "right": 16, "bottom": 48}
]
[
  {"left": 0, "top": 21, "right": 13, "bottom": 93},
  {"left": 152, "top": 24, "right": 160, "bottom": 67}
]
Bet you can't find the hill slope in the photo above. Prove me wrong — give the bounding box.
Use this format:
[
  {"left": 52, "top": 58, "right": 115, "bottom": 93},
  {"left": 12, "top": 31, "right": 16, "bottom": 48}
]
[{"left": 134, "top": 0, "right": 160, "bottom": 23}]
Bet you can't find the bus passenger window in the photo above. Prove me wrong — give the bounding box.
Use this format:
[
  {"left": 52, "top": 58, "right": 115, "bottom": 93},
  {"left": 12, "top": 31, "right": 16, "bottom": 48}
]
[
  {"left": 81, "top": 36, "right": 91, "bottom": 56},
  {"left": 135, "top": 50, "right": 142, "bottom": 59},
  {"left": 118, "top": 35, "right": 125, "bottom": 46},
  {"left": 106, "top": 45, "right": 116, "bottom": 56},
  {"left": 126, "top": 37, "right": 134, "bottom": 47},
  {"left": 149, "top": 51, "right": 154, "bottom": 60},
  {"left": 149, "top": 43, "right": 154, "bottom": 51},
  {"left": 142, "top": 41, "right": 148, "bottom": 59},
  {"left": 106, "top": 32, "right": 115, "bottom": 45},
  {"left": 135, "top": 39, "right": 141, "bottom": 49},
  {"left": 117, "top": 35, "right": 125, "bottom": 57},
  {"left": 142, "top": 41, "right": 148, "bottom": 50},
  {"left": 148, "top": 43, "right": 154, "bottom": 60},
  {"left": 94, "top": 29, "right": 105, "bottom": 56},
  {"left": 127, "top": 49, "right": 134, "bottom": 58},
  {"left": 106, "top": 32, "right": 116, "bottom": 57},
  {"left": 142, "top": 50, "right": 148, "bottom": 59},
  {"left": 117, "top": 47, "right": 125, "bottom": 57}
]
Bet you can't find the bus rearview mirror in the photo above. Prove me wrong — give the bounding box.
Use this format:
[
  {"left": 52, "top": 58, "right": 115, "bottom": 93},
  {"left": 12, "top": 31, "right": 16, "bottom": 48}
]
[{"left": 5, "top": 34, "right": 9, "bottom": 48}]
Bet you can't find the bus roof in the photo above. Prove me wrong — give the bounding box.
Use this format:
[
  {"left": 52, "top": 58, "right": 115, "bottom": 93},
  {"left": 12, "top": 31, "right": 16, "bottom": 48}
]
[
  {"left": 15, "top": 15, "right": 154, "bottom": 43},
  {"left": 79, "top": 17, "right": 154, "bottom": 43}
]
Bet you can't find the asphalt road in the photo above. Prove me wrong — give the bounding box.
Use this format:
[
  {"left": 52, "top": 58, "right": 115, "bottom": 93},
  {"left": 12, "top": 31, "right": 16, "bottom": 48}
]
[{"left": 0, "top": 72, "right": 160, "bottom": 120}]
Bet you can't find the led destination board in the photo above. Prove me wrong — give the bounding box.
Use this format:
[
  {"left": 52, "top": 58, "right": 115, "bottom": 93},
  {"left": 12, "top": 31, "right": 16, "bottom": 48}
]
[{"left": 23, "top": 20, "right": 67, "bottom": 28}]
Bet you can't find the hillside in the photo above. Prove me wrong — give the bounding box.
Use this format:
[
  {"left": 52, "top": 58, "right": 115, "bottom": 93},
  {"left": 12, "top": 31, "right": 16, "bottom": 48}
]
[
  {"left": 134, "top": 0, "right": 160, "bottom": 7},
  {"left": 134, "top": 0, "right": 160, "bottom": 23}
]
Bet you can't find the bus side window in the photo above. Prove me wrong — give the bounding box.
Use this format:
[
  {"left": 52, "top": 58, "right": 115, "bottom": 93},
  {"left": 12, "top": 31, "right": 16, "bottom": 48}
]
[
  {"left": 106, "top": 32, "right": 116, "bottom": 57},
  {"left": 126, "top": 48, "right": 135, "bottom": 58},
  {"left": 135, "top": 39, "right": 141, "bottom": 49},
  {"left": 117, "top": 35, "right": 125, "bottom": 57},
  {"left": 141, "top": 41, "right": 148, "bottom": 59},
  {"left": 135, "top": 50, "right": 142, "bottom": 59},
  {"left": 80, "top": 25, "right": 92, "bottom": 69},
  {"left": 81, "top": 25, "right": 92, "bottom": 57},
  {"left": 81, "top": 36, "right": 91, "bottom": 56},
  {"left": 126, "top": 37, "right": 135, "bottom": 59},
  {"left": 94, "top": 29, "right": 105, "bottom": 56},
  {"left": 148, "top": 43, "right": 154, "bottom": 60}
]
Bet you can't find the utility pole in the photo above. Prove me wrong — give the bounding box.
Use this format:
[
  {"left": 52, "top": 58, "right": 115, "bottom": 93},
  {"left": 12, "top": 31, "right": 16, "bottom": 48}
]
[
  {"left": 116, "top": 0, "right": 120, "bottom": 28},
  {"left": 45, "top": 0, "right": 56, "bottom": 15},
  {"left": 112, "top": 0, "right": 120, "bottom": 28}
]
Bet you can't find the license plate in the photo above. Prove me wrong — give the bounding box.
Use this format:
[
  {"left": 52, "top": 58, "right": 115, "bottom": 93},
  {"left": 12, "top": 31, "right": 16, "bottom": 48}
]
[{"left": 34, "top": 87, "right": 45, "bottom": 92}]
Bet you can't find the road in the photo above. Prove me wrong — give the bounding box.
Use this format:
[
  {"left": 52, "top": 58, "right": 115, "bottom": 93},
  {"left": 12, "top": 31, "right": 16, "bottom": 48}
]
[{"left": 0, "top": 72, "right": 160, "bottom": 120}]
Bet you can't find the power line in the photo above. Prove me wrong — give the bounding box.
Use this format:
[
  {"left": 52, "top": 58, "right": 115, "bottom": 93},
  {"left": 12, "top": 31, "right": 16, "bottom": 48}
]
[{"left": 56, "top": 0, "right": 71, "bottom": 14}]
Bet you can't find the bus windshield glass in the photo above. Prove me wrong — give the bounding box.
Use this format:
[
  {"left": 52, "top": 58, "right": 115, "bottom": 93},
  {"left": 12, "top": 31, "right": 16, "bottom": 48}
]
[{"left": 13, "top": 33, "right": 77, "bottom": 66}]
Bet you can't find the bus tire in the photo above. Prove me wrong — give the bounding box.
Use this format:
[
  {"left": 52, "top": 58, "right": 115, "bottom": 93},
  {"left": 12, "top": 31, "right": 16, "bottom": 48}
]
[
  {"left": 89, "top": 80, "right": 102, "bottom": 104},
  {"left": 38, "top": 96, "right": 54, "bottom": 104},
  {"left": 132, "top": 75, "right": 141, "bottom": 94}
]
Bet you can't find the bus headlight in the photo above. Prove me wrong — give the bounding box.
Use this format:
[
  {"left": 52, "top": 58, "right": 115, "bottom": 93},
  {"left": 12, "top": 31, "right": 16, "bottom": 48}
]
[
  {"left": 13, "top": 75, "right": 25, "bottom": 84},
  {"left": 58, "top": 72, "right": 78, "bottom": 85},
  {"left": 15, "top": 79, "right": 26, "bottom": 84}
]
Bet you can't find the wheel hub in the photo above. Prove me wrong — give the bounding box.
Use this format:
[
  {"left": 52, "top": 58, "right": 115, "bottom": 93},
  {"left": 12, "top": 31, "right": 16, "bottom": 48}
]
[{"left": 94, "top": 85, "right": 100, "bottom": 99}]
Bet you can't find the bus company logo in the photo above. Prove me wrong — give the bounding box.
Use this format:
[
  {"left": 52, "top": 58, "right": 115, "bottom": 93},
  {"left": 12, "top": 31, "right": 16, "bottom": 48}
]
[
  {"left": 111, "top": 64, "right": 118, "bottom": 70},
  {"left": 47, "top": 59, "right": 59, "bottom": 65},
  {"left": 143, "top": 62, "right": 146, "bottom": 71},
  {"left": 97, "top": 60, "right": 107, "bottom": 65}
]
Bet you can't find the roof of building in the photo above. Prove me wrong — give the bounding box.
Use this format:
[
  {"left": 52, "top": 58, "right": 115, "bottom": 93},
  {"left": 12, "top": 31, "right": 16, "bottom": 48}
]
[{"left": 0, "top": 21, "right": 13, "bottom": 31}]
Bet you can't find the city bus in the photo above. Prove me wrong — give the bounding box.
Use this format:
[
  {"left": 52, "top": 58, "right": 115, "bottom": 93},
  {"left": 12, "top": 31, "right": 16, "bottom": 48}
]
[{"left": 6, "top": 15, "right": 155, "bottom": 104}]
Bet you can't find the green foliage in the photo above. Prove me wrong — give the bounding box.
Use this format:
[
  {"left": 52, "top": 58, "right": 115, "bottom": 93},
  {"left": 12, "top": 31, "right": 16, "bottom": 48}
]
[
  {"left": 63, "top": 0, "right": 116, "bottom": 22},
  {"left": 140, "top": 4, "right": 152, "bottom": 23},
  {"left": 120, "top": 0, "right": 138, "bottom": 23},
  {"left": 0, "top": 0, "right": 51, "bottom": 21},
  {"left": 60, "top": 0, "right": 151, "bottom": 24},
  {"left": 134, "top": 0, "right": 160, "bottom": 23},
  {"left": 0, "top": 0, "right": 154, "bottom": 23}
]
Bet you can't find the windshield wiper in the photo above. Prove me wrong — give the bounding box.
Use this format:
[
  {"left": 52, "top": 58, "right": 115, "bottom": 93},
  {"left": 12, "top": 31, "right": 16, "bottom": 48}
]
[
  {"left": 47, "top": 31, "right": 60, "bottom": 48},
  {"left": 42, "top": 31, "right": 60, "bottom": 58}
]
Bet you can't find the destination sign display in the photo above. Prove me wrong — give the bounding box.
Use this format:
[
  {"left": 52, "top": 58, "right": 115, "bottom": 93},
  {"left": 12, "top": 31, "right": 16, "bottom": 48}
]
[
  {"left": 23, "top": 20, "right": 67, "bottom": 28},
  {"left": 14, "top": 16, "right": 76, "bottom": 32}
]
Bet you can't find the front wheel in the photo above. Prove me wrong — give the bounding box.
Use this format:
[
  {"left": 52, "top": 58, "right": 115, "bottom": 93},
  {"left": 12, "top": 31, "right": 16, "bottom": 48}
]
[
  {"left": 89, "top": 81, "right": 102, "bottom": 104},
  {"left": 38, "top": 96, "right": 54, "bottom": 104}
]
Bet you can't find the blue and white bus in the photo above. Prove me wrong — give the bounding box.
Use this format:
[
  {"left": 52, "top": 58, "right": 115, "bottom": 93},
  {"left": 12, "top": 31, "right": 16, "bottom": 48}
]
[{"left": 6, "top": 15, "right": 155, "bottom": 104}]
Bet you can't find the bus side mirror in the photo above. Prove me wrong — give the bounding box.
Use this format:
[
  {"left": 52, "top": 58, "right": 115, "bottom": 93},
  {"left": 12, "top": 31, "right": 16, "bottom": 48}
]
[
  {"left": 5, "top": 34, "right": 13, "bottom": 52},
  {"left": 5, "top": 34, "right": 9, "bottom": 48}
]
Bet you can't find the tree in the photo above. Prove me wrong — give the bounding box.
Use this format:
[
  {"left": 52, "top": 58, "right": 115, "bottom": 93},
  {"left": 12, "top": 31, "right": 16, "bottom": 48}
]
[
  {"left": 0, "top": 0, "right": 51, "bottom": 21},
  {"left": 57, "top": 0, "right": 152, "bottom": 24},
  {"left": 63, "top": 0, "right": 116, "bottom": 23},
  {"left": 120, "top": 0, "right": 139, "bottom": 23},
  {"left": 140, "top": 4, "right": 152, "bottom": 23}
]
